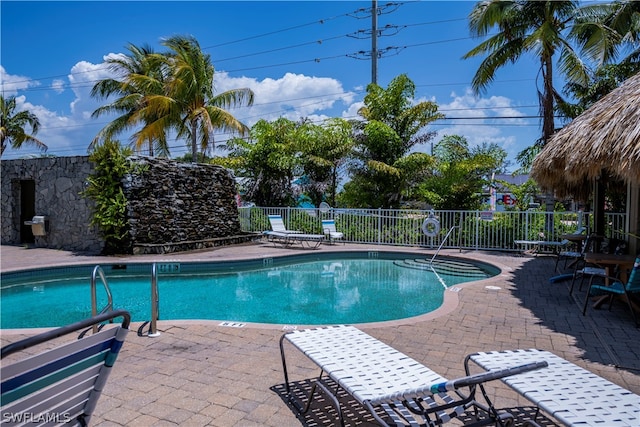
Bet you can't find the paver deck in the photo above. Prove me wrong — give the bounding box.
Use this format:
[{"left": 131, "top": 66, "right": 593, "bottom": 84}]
[{"left": 1, "top": 242, "right": 638, "bottom": 426}]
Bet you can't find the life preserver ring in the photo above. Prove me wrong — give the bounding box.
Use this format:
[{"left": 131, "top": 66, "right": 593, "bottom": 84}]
[{"left": 421, "top": 217, "right": 440, "bottom": 237}]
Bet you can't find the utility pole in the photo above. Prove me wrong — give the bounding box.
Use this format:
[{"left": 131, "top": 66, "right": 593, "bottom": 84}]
[
  {"left": 371, "top": 0, "right": 378, "bottom": 85},
  {"left": 347, "top": 1, "right": 402, "bottom": 85}
]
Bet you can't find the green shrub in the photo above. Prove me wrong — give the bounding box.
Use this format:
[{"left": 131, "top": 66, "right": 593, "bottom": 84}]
[{"left": 82, "top": 141, "right": 134, "bottom": 254}]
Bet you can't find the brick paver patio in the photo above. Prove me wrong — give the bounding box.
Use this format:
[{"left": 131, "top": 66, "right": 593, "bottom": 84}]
[{"left": 1, "top": 242, "right": 638, "bottom": 426}]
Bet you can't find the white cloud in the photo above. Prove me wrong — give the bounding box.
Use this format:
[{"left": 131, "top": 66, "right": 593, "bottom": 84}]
[
  {"left": 2, "top": 96, "right": 86, "bottom": 158},
  {"left": 424, "top": 88, "right": 533, "bottom": 163},
  {"left": 68, "top": 58, "right": 118, "bottom": 117},
  {"left": 1, "top": 60, "right": 116, "bottom": 159},
  {"left": 0, "top": 66, "right": 40, "bottom": 96},
  {"left": 215, "top": 71, "right": 356, "bottom": 126},
  {"left": 4, "top": 57, "right": 364, "bottom": 159},
  {"left": 341, "top": 101, "right": 364, "bottom": 120},
  {"left": 51, "top": 79, "right": 65, "bottom": 94}
]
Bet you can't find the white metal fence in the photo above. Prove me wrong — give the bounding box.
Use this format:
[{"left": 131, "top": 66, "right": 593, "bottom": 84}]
[{"left": 239, "top": 207, "right": 627, "bottom": 252}]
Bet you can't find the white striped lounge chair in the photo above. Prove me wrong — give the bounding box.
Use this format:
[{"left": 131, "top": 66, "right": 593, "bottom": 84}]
[
  {"left": 465, "top": 349, "right": 640, "bottom": 426},
  {"left": 266, "top": 214, "right": 302, "bottom": 234},
  {"left": 279, "top": 325, "right": 547, "bottom": 426},
  {"left": 321, "top": 219, "right": 344, "bottom": 244},
  {"left": 1, "top": 310, "right": 130, "bottom": 427}
]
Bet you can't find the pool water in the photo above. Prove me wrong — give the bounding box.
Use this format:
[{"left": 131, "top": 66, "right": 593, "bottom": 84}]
[{"left": 1, "top": 254, "right": 498, "bottom": 328}]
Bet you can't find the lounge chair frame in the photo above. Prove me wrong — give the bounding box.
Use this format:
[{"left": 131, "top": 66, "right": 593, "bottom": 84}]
[
  {"left": 1, "top": 310, "right": 131, "bottom": 427},
  {"left": 267, "top": 214, "right": 303, "bottom": 234},
  {"left": 321, "top": 219, "right": 344, "bottom": 245},
  {"left": 279, "top": 325, "right": 547, "bottom": 427},
  {"left": 264, "top": 214, "right": 324, "bottom": 248},
  {"left": 265, "top": 231, "right": 324, "bottom": 249},
  {"left": 465, "top": 349, "right": 640, "bottom": 427},
  {"left": 514, "top": 239, "right": 570, "bottom": 257}
]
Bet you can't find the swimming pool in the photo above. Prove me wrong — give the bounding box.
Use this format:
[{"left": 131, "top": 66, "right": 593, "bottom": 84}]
[{"left": 1, "top": 252, "right": 499, "bottom": 328}]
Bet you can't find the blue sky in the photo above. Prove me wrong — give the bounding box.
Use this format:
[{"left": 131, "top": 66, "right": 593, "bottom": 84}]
[{"left": 2, "top": 0, "right": 557, "bottom": 169}]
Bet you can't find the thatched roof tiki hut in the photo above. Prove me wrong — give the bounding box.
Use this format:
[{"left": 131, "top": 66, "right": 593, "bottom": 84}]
[{"left": 531, "top": 72, "right": 640, "bottom": 254}]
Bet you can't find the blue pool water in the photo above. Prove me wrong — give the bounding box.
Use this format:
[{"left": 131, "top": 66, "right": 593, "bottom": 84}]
[{"left": 1, "top": 252, "right": 498, "bottom": 328}]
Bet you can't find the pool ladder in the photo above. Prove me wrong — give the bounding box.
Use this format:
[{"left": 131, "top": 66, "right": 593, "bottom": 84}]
[
  {"left": 138, "top": 263, "right": 161, "bottom": 337},
  {"left": 88, "top": 265, "right": 114, "bottom": 335},
  {"left": 88, "top": 264, "right": 161, "bottom": 338}
]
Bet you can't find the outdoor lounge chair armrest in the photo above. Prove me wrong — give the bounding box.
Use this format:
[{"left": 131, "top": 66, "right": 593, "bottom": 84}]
[
  {"left": 431, "top": 361, "right": 548, "bottom": 393},
  {"left": 588, "top": 273, "right": 622, "bottom": 284},
  {"left": 1, "top": 309, "right": 131, "bottom": 358},
  {"left": 585, "top": 269, "right": 611, "bottom": 278}
]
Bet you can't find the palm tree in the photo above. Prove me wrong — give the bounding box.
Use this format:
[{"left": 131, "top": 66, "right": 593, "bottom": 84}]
[
  {"left": 463, "top": 0, "right": 591, "bottom": 169},
  {"left": 347, "top": 74, "right": 442, "bottom": 208},
  {"left": 149, "top": 35, "right": 254, "bottom": 162},
  {"left": 557, "top": 0, "right": 640, "bottom": 119},
  {"left": 0, "top": 95, "right": 47, "bottom": 157},
  {"left": 90, "top": 43, "right": 169, "bottom": 156},
  {"left": 573, "top": 0, "right": 640, "bottom": 66},
  {"left": 463, "top": 0, "right": 598, "bottom": 219}
]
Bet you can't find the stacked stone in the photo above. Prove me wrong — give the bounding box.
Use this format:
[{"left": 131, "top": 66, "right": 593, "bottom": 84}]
[
  {"left": 123, "top": 156, "right": 248, "bottom": 254},
  {"left": 2, "top": 155, "right": 252, "bottom": 255}
]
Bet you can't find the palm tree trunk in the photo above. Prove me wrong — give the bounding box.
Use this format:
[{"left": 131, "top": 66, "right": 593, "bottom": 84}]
[
  {"left": 542, "top": 55, "right": 556, "bottom": 232},
  {"left": 191, "top": 121, "right": 198, "bottom": 163}
]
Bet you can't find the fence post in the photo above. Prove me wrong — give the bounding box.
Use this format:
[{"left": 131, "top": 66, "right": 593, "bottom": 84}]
[
  {"left": 378, "top": 208, "right": 382, "bottom": 245},
  {"left": 475, "top": 210, "right": 479, "bottom": 250}
]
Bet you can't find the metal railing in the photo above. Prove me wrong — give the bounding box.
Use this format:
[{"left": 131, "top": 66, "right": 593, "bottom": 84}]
[
  {"left": 138, "top": 263, "right": 161, "bottom": 338},
  {"left": 239, "top": 207, "right": 627, "bottom": 252},
  {"left": 149, "top": 263, "right": 160, "bottom": 337},
  {"left": 90, "top": 265, "right": 114, "bottom": 334},
  {"left": 431, "top": 225, "right": 460, "bottom": 265}
]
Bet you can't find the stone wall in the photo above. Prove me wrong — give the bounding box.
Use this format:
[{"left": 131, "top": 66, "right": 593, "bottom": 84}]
[
  {"left": 122, "top": 156, "right": 248, "bottom": 254},
  {"left": 2, "top": 156, "right": 252, "bottom": 255},
  {"left": 1, "top": 156, "right": 103, "bottom": 253}
]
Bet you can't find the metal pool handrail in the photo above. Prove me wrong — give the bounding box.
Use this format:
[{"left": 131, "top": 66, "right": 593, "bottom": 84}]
[
  {"left": 149, "top": 263, "right": 160, "bottom": 337},
  {"left": 430, "top": 226, "right": 461, "bottom": 266},
  {"left": 90, "top": 265, "right": 114, "bottom": 333},
  {"left": 135, "top": 263, "right": 161, "bottom": 338}
]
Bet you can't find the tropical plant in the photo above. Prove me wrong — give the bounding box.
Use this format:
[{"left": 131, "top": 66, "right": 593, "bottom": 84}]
[
  {"left": 215, "top": 118, "right": 301, "bottom": 206},
  {"left": 556, "top": 1, "right": 640, "bottom": 119},
  {"left": 558, "top": 62, "right": 640, "bottom": 119},
  {"left": 82, "top": 140, "right": 134, "bottom": 254},
  {"left": 463, "top": 0, "right": 591, "bottom": 174},
  {"left": 1, "top": 95, "right": 47, "bottom": 157},
  {"left": 295, "top": 118, "right": 354, "bottom": 207},
  {"left": 416, "top": 135, "right": 508, "bottom": 210},
  {"left": 345, "top": 74, "right": 442, "bottom": 208},
  {"left": 573, "top": 0, "right": 640, "bottom": 66},
  {"left": 90, "top": 43, "right": 169, "bottom": 156},
  {"left": 91, "top": 35, "right": 254, "bottom": 161},
  {"left": 158, "top": 35, "right": 254, "bottom": 161}
]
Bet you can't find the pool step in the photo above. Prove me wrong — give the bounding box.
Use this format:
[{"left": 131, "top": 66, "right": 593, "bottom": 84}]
[{"left": 393, "top": 258, "right": 488, "bottom": 278}]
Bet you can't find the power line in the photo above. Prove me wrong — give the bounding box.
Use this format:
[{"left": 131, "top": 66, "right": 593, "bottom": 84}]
[
  {"left": 2, "top": 31, "right": 491, "bottom": 94},
  {"left": 1, "top": 5, "right": 475, "bottom": 92},
  {"left": 201, "top": 9, "right": 352, "bottom": 50},
  {"left": 212, "top": 34, "right": 348, "bottom": 63},
  {"left": 1, "top": 4, "right": 361, "bottom": 89},
  {"left": 1, "top": 2, "right": 550, "bottom": 159},
  {"left": 2, "top": 115, "right": 547, "bottom": 159}
]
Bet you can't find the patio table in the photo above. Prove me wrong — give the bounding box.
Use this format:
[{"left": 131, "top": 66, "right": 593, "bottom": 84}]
[{"left": 583, "top": 253, "right": 637, "bottom": 310}]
